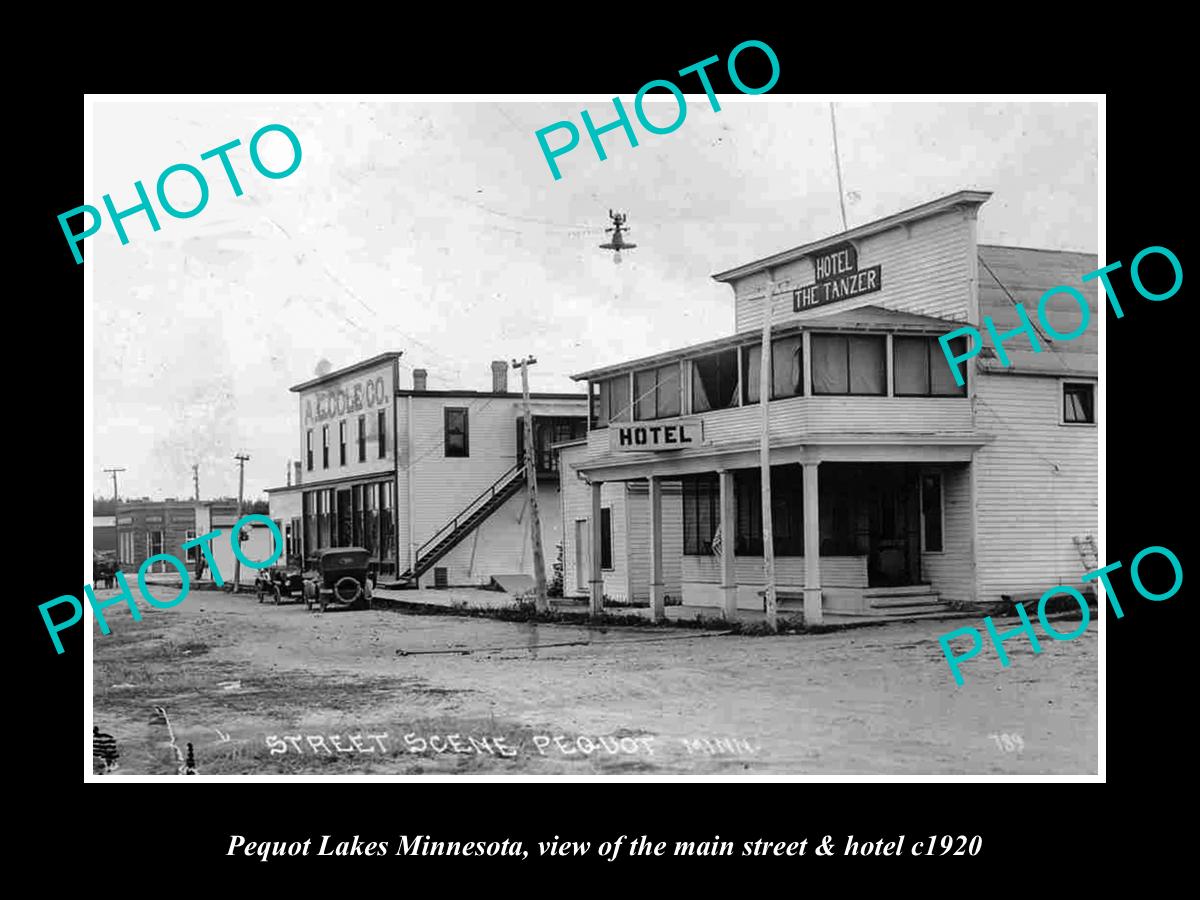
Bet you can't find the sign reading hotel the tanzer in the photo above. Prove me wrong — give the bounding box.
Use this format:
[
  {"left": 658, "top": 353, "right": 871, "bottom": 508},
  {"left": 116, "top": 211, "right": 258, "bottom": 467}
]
[
  {"left": 792, "top": 242, "right": 883, "bottom": 312},
  {"left": 610, "top": 418, "right": 703, "bottom": 453}
]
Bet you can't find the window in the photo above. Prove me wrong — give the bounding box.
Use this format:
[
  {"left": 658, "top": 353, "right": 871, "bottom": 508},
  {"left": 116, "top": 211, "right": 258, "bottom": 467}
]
[
  {"left": 600, "top": 507, "right": 613, "bottom": 570},
  {"left": 339, "top": 421, "right": 347, "bottom": 466},
  {"left": 378, "top": 410, "right": 387, "bottom": 458},
  {"left": 921, "top": 473, "right": 944, "bottom": 552},
  {"left": 682, "top": 473, "right": 720, "bottom": 555},
  {"left": 895, "top": 336, "right": 968, "bottom": 396},
  {"left": 381, "top": 481, "right": 395, "bottom": 559},
  {"left": 119, "top": 531, "right": 134, "bottom": 566},
  {"left": 518, "top": 416, "right": 587, "bottom": 473},
  {"left": 692, "top": 348, "right": 739, "bottom": 411},
  {"left": 357, "top": 414, "right": 366, "bottom": 462},
  {"left": 634, "top": 364, "right": 682, "bottom": 420},
  {"left": 1063, "top": 382, "right": 1096, "bottom": 424},
  {"left": 184, "top": 529, "right": 197, "bottom": 564},
  {"left": 741, "top": 344, "right": 762, "bottom": 404},
  {"left": 595, "top": 375, "right": 631, "bottom": 427},
  {"left": 734, "top": 470, "right": 762, "bottom": 555},
  {"left": 811, "top": 334, "right": 886, "bottom": 395},
  {"left": 322, "top": 425, "right": 330, "bottom": 468},
  {"left": 149, "top": 530, "right": 164, "bottom": 558},
  {"left": 363, "top": 484, "right": 377, "bottom": 556},
  {"left": 306, "top": 430, "right": 313, "bottom": 471},
  {"left": 445, "top": 407, "right": 469, "bottom": 457}
]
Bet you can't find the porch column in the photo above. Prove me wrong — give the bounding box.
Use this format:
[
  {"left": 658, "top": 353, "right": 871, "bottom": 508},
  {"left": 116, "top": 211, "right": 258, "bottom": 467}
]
[
  {"left": 718, "top": 469, "right": 738, "bottom": 620},
  {"left": 803, "top": 461, "right": 823, "bottom": 625},
  {"left": 590, "top": 480, "right": 604, "bottom": 615},
  {"left": 648, "top": 475, "right": 665, "bottom": 622}
]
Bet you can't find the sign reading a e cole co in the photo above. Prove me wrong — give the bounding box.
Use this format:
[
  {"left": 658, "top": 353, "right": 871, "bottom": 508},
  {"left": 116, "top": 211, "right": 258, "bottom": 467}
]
[
  {"left": 610, "top": 417, "right": 703, "bottom": 453},
  {"left": 792, "top": 242, "right": 882, "bottom": 312},
  {"left": 303, "top": 368, "right": 391, "bottom": 427}
]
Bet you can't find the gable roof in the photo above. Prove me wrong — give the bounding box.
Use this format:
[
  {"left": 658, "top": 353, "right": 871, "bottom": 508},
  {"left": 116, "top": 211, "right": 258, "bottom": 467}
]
[{"left": 977, "top": 245, "right": 1098, "bottom": 377}]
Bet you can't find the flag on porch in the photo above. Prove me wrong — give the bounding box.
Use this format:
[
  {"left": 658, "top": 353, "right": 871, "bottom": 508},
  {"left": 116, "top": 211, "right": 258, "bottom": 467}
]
[{"left": 711, "top": 525, "right": 722, "bottom": 558}]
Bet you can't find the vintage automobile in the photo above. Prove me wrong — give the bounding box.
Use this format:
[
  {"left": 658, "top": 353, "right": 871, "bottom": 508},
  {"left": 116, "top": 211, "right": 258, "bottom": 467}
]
[
  {"left": 92, "top": 551, "right": 118, "bottom": 589},
  {"left": 254, "top": 566, "right": 306, "bottom": 605},
  {"left": 303, "top": 547, "right": 374, "bottom": 613}
]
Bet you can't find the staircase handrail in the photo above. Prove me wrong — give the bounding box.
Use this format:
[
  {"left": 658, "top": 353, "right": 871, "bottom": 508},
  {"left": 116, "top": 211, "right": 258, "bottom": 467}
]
[{"left": 415, "top": 461, "right": 526, "bottom": 560}]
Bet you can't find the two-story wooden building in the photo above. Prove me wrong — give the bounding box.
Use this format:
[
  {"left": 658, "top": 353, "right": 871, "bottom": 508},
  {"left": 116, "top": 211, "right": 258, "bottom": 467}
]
[
  {"left": 559, "top": 190, "right": 1098, "bottom": 623},
  {"left": 268, "top": 355, "right": 589, "bottom": 587}
]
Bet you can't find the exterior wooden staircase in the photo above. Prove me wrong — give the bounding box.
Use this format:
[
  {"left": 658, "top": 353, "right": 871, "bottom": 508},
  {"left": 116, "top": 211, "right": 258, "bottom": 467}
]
[{"left": 392, "top": 462, "right": 526, "bottom": 586}]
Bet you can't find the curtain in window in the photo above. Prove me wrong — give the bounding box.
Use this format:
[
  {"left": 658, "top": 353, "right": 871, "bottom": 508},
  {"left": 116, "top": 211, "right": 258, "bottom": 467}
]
[
  {"left": 894, "top": 336, "right": 928, "bottom": 395},
  {"left": 930, "top": 336, "right": 967, "bottom": 395},
  {"left": 657, "top": 364, "right": 680, "bottom": 417},
  {"left": 812, "top": 335, "right": 848, "bottom": 394},
  {"left": 848, "top": 336, "right": 886, "bottom": 394},
  {"left": 693, "top": 350, "right": 738, "bottom": 411},
  {"left": 772, "top": 335, "right": 803, "bottom": 398},
  {"left": 742, "top": 345, "right": 761, "bottom": 404},
  {"left": 635, "top": 369, "right": 657, "bottom": 420}
]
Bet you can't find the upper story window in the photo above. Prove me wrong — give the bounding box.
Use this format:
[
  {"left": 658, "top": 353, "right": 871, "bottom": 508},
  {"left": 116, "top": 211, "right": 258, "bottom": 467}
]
[
  {"left": 322, "top": 425, "right": 330, "bottom": 468},
  {"left": 634, "top": 364, "right": 681, "bottom": 420},
  {"left": 445, "top": 407, "right": 469, "bottom": 456},
  {"left": 306, "top": 429, "right": 314, "bottom": 471},
  {"left": 594, "top": 375, "right": 631, "bottom": 428},
  {"left": 338, "top": 421, "right": 347, "bottom": 465},
  {"left": 1063, "top": 382, "right": 1096, "bottom": 425},
  {"left": 692, "top": 348, "right": 739, "bottom": 412},
  {"left": 895, "top": 335, "right": 968, "bottom": 396},
  {"left": 743, "top": 336, "right": 805, "bottom": 404},
  {"left": 357, "top": 414, "right": 366, "bottom": 462},
  {"left": 378, "top": 410, "right": 387, "bottom": 458},
  {"left": 811, "top": 334, "right": 886, "bottom": 396}
]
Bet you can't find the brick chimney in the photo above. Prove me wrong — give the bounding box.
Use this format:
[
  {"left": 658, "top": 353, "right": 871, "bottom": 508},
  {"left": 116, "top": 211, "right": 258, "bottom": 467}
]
[
  {"left": 491, "top": 360, "right": 508, "bottom": 393},
  {"left": 413, "top": 369, "right": 428, "bottom": 391}
]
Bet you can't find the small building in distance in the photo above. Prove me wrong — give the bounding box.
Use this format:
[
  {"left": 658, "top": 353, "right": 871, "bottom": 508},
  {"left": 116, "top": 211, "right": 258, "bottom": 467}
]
[
  {"left": 115, "top": 499, "right": 277, "bottom": 581},
  {"left": 93, "top": 515, "right": 117, "bottom": 555}
]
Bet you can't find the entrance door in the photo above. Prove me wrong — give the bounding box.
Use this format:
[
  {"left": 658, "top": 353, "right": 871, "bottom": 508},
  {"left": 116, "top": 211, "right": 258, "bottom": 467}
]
[
  {"left": 574, "top": 519, "right": 589, "bottom": 592},
  {"left": 866, "top": 468, "right": 922, "bottom": 587},
  {"left": 336, "top": 489, "right": 353, "bottom": 547}
]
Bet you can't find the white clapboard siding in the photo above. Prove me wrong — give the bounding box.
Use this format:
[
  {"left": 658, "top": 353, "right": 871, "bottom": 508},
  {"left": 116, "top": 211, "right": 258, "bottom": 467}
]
[
  {"left": 920, "top": 463, "right": 974, "bottom": 604},
  {"left": 734, "top": 208, "right": 972, "bottom": 332},
  {"left": 396, "top": 394, "right": 586, "bottom": 578},
  {"left": 559, "top": 444, "right": 631, "bottom": 601},
  {"left": 623, "top": 482, "right": 684, "bottom": 602},
  {"left": 424, "top": 483, "right": 564, "bottom": 586},
  {"left": 295, "top": 359, "right": 397, "bottom": 486},
  {"left": 973, "top": 372, "right": 1098, "bottom": 600}
]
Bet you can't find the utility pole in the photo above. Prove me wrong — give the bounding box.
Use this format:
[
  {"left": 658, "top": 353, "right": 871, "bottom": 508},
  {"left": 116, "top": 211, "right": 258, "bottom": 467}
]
[
  {"left": 512, "top": 356, "right": 548, "bottom": 612},
  {"left": 192, "top": 463, "right": 200, "bottom": 501},
  {"left": 233, "top": 453, "right": 250, "bottom": 594},
  {"left": 759, "top": 271, "right": 778, "bottom": 632},
  {"left": 103, "top": 467, "right": 125, "bottom": 502}
]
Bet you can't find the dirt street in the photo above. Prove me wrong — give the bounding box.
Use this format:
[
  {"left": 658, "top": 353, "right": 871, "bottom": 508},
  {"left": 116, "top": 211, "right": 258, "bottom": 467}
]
[{"left": 91, "top": 588, "right": 1097, "bottom": 775}]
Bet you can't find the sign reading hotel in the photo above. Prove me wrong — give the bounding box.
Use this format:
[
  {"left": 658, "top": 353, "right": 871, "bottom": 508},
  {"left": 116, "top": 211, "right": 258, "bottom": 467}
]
[
  {"left": 792, "top": 242, "right": 883, "bottom": 312},
  {"left": 610, "top": 418, "right": 703, "bottom": 453}
]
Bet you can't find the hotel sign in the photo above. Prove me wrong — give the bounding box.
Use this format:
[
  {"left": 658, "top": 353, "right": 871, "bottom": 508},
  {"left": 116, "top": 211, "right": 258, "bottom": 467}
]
[
  {"left": 610, "top": 417, "right": 703, "bottom": 452},
  {"left": 792, "top": 242, "right": 882, "bottom": 312}
]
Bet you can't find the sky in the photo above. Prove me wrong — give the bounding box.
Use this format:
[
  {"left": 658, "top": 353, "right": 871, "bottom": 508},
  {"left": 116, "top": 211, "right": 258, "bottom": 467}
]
[{"left": 90, "top": 98, "right": 1098, "bottom": 502}]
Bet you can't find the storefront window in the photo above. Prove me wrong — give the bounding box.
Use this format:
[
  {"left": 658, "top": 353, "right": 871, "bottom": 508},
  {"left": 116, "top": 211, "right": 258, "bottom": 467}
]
[
  {"left": 682, "top": 473, "right": 720, "bottom": 555},
  {"left": 692, "top": 349, "right": 739, "bottom": 412},
  {"left": 381, "top": 481, "right": 395, "bottom": 560},
  {"left": 363, "top": 484, "right": 377, "bottom": 555}
]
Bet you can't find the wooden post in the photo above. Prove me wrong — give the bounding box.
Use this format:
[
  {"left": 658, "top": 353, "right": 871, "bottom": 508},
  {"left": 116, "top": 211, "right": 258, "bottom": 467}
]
[
  {"left": 648, "top": 475, "right": 665, "bottom": 622},
  {"left": 719, "top": 469, "right": 738, "bottom": 620},
  {"left": 233, "top": 453, "right": 250, "bottom": 593},
  {"left": 590, "top": 480, "right": 604, "bottom": 615},
  {"left": 759, "top": 271, "right": 777, "bottom": 631},
  {"left": 803, "top": 460, "right": 822, "bottom": 625},
  {"left": 514, "top": 357, "right": 548, "bottom": 611}
]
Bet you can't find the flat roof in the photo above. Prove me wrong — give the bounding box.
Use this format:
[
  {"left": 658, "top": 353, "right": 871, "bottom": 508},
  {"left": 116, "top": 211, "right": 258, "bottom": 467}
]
[
  {"left": 711, "top": 190, "right": 993, "bottom": 283},
  {"left": 290, "top": 352, "right": 403, "bottom": 393},
  {"left": 396, "top": 390, "right": 587, "bottom": 400}
]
